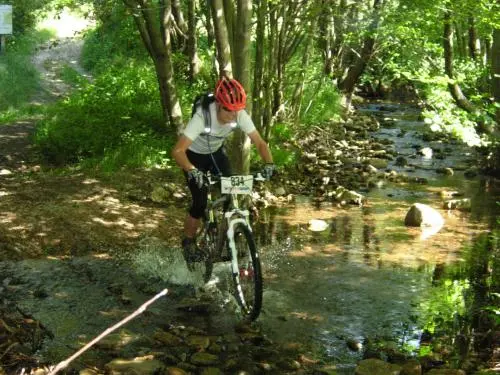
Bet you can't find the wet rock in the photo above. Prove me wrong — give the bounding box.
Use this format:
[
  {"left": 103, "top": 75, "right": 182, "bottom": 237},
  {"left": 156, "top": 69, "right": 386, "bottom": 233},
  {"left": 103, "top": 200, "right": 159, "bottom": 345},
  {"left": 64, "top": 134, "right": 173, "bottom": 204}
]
[
  {"left": 426, "top": 370, "right": 466, "bottom": 375},
  {"left": 436, "top": 167, "right": 454, "bottom": 176},
  {"left": 164, "top": 367, "right": 188, "bottom": 375},
  {"left": 443, "top": 198, "right": 471, "bottom": 211},
  {"left": 404, "top": 203, "right": 444, "bottom": 227},
  {"left": 334, "top": 186, "right": 365, "bottom": 206},
  {"left": 277, "top": 358, "right": 301, "bottom": 371},
  {"left": 274, "top": 186, "right": 286, "bottom": 196},
  {"left": 464, "top": 168, "right": 478, "bottom": 178},
  {"left": 401, "top": 359, "right": 422, "bottom": 375},
  {"left": 79, "top": 368, "right": 100, "bottom": 375},
  {"left": 153, "top": 330, "right": 184, "bottom": 346},
  {"left": 186, "top": 335, "right": 210, "bottom": 350},
  {"left": 367, "top": 158, "right": 389, "bottom": 169},
  {"left": 355, "top": 358, "right": 402, "bottom": 375},
  {"left": 200, "top": 367, "right": 224, "bottom": 375},
  {"left": 95, "top": 330, "right": 146, "bottom": 351},
  {"left": 190, "top": 352, "right": 219, "bottom": 366},
  {"left": 418, "top": 147, "right": 433, "bottom": 158},
  {"left": 347, "top": 338, "right": 363, "bottom": 351},
  {"left": 308, "top": 219, "right": 329, "bottom": 232},
  {"left": 104, "top": 356, "right": 164, "bottom": 374}
]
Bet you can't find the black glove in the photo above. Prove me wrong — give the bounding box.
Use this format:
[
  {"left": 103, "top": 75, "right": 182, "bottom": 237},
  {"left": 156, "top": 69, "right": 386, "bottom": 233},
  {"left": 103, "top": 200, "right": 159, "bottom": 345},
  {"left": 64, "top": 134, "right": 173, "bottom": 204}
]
[
  {"left": 262, "top": 163, "right": 275, "bottom": 181},
  {"left": 187, "top": 168, "right": 204, "bottom": 188}
]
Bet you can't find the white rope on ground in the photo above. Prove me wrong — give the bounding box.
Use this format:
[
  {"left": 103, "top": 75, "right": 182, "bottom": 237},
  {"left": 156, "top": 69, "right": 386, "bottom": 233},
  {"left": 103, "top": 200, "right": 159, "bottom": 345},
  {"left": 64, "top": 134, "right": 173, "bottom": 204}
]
[{"left": 47, "top": 288, "right": 169, "bottom": 375}]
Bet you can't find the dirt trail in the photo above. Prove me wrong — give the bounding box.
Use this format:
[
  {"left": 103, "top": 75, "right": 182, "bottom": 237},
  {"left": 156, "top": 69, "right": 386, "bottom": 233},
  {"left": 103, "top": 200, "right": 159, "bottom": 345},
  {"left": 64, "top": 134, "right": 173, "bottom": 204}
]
[{"left": 0, "top": 37, "right": 183, "bottom": 260}]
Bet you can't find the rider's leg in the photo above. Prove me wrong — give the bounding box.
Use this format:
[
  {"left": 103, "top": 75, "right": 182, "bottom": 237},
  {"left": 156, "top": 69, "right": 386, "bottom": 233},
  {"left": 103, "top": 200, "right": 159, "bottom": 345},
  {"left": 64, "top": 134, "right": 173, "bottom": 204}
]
[{"left": 184, "top": 214, "right": 200, "bottom": 239}]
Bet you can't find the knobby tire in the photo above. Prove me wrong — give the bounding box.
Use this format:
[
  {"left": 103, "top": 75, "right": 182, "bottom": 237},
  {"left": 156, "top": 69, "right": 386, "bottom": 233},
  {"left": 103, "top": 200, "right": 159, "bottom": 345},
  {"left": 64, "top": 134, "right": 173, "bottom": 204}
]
[{"left": 231, "top": 223, "right": 263, "bottom": 321}]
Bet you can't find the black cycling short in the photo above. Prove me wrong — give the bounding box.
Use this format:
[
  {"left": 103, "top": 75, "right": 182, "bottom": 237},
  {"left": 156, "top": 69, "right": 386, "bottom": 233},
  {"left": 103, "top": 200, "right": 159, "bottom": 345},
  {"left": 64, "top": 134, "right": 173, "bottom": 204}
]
[{"left": 184, "top": 147, "right": 231, "bottom": 219}]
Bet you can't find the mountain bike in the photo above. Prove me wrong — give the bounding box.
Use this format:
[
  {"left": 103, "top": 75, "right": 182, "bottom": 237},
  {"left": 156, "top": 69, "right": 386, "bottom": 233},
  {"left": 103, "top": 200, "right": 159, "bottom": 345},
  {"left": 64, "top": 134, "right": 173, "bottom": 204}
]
[{"left": 195, "top": 172, "right": 264, "bottom": 321}]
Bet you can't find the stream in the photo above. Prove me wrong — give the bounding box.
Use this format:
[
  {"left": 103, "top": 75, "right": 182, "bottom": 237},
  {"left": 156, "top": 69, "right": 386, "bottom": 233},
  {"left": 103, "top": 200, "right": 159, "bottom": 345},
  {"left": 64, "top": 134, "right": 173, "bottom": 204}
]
[{"left": 1, "top": 103, "right": 498, "bottom": 374}]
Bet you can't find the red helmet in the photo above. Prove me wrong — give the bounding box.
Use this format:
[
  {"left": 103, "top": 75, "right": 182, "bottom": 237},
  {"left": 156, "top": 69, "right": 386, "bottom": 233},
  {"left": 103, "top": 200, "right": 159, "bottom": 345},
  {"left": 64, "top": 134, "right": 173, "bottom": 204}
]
[{"left": 214, "top": 78, "right": 247, "bottom": 111}]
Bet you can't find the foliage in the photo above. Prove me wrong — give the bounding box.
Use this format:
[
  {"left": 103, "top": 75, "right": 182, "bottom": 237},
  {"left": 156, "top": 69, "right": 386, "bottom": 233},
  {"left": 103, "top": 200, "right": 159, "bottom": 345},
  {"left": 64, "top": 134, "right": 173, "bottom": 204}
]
[
  {"left": 0, "top": 30, "right": 53, "bottom": 121},
  {"left": 34, "top": 61, "right": 164, "bottom": 166},
  {"left": 80, "top": 11, "right": 147, "bottom": 74},
  {"left": 421, "top": 81, "right": 483, "bottom": 147},
  {"left": 299, "top": 79, "right": 342, "bottom": 125}
]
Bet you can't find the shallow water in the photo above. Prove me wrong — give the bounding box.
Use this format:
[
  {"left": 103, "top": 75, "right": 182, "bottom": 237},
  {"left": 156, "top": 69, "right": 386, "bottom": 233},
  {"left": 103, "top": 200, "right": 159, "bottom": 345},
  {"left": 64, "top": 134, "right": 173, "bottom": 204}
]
[
  {"left": 1, "top": 104, "right": 497, "bottom": 373},
  {"left": 249, "top": 104, "right": 499, "bottom": 372}
]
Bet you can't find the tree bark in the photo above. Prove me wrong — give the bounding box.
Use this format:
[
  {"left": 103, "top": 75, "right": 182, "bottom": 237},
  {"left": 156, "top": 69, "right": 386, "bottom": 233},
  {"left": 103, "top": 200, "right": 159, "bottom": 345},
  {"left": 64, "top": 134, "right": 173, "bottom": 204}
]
[
  {"left": 230, "top": 0, "right": 253, "bottom": 174},
  {"left": 468, "top": 15, "right": 480, "bottom": 61},
  {"left": 492, "top": 28, "right": 500, "bottom": 125},
  {"left": 252, "top": 0, "right": 266, "bottom": 132},
  {"left": 123, "top": 0, "right": 183, "bottom": 132},
  {"left": 443, "top": 7, "right": 477, "bottom": 115},
  {"left": 210, "top": 0, "right": 232, "bottom": 77},
  {"left": 338, "top": 0, "right": 381, "bottom": 110},
  {"left": 187, "top": 0, "right": 201, "bottom": 82}
]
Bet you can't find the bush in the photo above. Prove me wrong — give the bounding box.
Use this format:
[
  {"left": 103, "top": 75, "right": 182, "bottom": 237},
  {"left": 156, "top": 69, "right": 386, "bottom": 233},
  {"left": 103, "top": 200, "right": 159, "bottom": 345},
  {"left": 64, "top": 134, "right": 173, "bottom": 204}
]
[{"left": 34, "top": 61, "right": 164, "bottom": 165}]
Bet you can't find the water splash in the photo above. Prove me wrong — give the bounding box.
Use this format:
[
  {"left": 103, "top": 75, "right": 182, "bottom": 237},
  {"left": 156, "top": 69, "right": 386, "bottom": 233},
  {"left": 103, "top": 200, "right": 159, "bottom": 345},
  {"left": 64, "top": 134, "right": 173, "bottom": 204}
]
[{"left": 131, "top": 236, "right": 206, "bottom": 287}]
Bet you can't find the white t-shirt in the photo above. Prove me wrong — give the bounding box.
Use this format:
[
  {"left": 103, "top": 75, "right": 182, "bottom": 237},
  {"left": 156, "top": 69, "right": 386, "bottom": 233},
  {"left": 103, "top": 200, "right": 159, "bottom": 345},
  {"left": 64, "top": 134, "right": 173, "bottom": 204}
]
[{"left": 183, "top": 102, "right": 256, "bottom": 154}]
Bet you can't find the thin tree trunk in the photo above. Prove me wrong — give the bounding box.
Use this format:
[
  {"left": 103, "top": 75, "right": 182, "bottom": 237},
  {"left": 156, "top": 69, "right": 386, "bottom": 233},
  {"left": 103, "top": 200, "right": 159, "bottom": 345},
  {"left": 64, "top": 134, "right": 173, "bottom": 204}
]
[
  {"left": 187, "top": 0, "right": 200, "bottom": 82},
  {"left": 210, "top": 0, "right": 232, "bottom": 77},
  {"left": 492, "top": 28, "right": 500, "bottom": 125},
  {"left": 338, "top": 0, "right": 381, "bottom": 110},
  {"left": 468, "top": 15, "right": 480, "bottom": 61},
  {"left": 252, "top": 0, "right": 266, "bottom": 132},
  {"left": 123, "top": 0, "right": 183, "bottom": 132},
  {"left": 171, "top": 0, "right": 188, "bottom": 50},
  {"left": 443, "top": 8, "right": 477, "bottom": 114}
]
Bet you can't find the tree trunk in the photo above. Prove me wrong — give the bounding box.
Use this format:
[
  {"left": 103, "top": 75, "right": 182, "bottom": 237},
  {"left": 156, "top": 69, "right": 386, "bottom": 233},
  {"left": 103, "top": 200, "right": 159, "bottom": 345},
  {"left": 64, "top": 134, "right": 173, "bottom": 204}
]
[
  {"left": 187, "top": 0, "right": 201, "bottom": 82},
  {"left": 252, "top": 0, "right": 266, "bottom": 132},
  {"left": 492, "top": 28, "right": 500, "bottom": 125},
  {"left": 210, "top": 0, "right": 232, "bottom": 77},
  {"left": 171, "top": 0, "right": 188, "bottom": 50},
  {"left": 468, "top": 15, "right": 480, "bottom": 61},
  {"left": 338, "top": 0, "right": 381, "bottom": 110},
  {"left": 443, "top": 8, "right": 477, "bottom": 115},
  {"left": 230, "top": 0, "right": 253, "bottom": 174},
  {"left": 123, "top": 0, "right": 183, "bottom": 132}
]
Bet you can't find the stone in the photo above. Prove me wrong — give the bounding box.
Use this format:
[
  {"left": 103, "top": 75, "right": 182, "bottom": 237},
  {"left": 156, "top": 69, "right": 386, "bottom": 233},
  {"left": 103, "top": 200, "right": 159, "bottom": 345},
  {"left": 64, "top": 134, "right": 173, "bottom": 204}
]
[
  {"left": 426, "top": 370, "right": 466, "bottom": 375},
  {"left": 443, "top": 198, "right": 471, "bottom": 211},
  {"left": 190, "top": 352, "right": 219, "bottom": 366},
  {"left": 186, "top": 335, "right": 210, "bottom": 350},
  {"left": 164, "top": 367, "right": 189, "bottom": 375},
  {"left": 153, "top": 331, "right": 184, "bottom": 346},
  {"left": 308, "top": 219, "right": 329, "bottom": 232},
  {"left": 404, "top": 203, "right": 444, "bottom": 227},
  {"left": 355, "top": 358, "right": 402, "bottom": 375},
  {"left": 401, "top": 359, "right": 422, "bottom": 375},
  {"left": 105, "top": 357, "right": 164, "bottom": 375}
]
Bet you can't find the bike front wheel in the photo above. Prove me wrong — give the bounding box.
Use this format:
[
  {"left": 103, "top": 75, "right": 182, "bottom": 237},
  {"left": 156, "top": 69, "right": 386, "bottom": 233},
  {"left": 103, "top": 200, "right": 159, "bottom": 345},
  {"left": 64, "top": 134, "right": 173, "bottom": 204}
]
[
  {"left": 231, "top": 223, "right": 263, "bottom": 321},
  {"left": 196, "top": 222, "right": 218, "bottom": 283}
]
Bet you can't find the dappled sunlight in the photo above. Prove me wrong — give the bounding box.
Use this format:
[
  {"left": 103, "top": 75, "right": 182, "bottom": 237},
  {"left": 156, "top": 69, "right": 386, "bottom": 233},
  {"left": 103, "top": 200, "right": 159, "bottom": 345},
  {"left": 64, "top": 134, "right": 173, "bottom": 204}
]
[{"left": 0, "top": 211, "right": 17, "bottom": 224}]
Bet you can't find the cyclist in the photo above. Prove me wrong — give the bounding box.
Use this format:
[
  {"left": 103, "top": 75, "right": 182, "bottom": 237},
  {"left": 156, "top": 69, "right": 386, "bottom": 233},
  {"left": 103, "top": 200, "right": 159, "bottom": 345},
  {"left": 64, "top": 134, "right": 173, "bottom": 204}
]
[{"left": 171, "top": 77, "right": 275, "bottom": 266}]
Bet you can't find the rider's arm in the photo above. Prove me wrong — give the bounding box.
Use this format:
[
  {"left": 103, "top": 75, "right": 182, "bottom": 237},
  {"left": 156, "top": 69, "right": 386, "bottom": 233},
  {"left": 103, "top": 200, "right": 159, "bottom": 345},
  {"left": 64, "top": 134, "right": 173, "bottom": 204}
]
[
  {"left": 248, "top": 130, "right": 273, "bottom": 164},
  {"left": 171, "top": 135, "right": 196, "bottom": 172}
]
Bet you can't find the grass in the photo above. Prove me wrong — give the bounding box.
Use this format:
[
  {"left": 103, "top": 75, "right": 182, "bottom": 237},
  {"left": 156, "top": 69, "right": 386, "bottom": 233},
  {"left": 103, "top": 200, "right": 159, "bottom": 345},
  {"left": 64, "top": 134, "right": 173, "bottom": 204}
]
[{"left": 0, "top": 29, "right": 54, "bottom": 124}]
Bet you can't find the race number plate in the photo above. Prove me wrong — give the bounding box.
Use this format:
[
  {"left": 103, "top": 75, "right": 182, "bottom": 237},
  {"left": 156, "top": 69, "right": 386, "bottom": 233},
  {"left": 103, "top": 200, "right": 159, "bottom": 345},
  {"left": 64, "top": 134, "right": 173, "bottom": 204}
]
[{"left": 220, "top": 175, "right": 253, "bottom": 195}]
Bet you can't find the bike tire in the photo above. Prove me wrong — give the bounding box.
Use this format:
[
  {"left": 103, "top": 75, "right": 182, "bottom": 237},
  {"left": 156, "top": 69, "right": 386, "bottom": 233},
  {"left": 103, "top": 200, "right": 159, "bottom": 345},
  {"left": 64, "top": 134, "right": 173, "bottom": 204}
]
[
  {"left": 230, "top": 223, "right": 263, "bottom": 321},
  {"left": 196, "top": 221, "right": 218, "bottom": 283}
]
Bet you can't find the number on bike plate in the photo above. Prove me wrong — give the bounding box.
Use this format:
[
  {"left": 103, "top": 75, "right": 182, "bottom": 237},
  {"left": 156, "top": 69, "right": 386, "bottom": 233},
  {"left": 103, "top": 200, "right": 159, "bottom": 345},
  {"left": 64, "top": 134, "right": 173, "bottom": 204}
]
[{"left": 221, "top": 175, "right": 253, "bottom": 195}]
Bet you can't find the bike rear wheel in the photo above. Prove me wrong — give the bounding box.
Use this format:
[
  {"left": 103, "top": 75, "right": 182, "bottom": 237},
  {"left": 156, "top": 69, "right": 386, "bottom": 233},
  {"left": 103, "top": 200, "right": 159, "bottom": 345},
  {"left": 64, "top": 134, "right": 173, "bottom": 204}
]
[{"left": 231, "top": 223, "right": 263, "bottom": 321}]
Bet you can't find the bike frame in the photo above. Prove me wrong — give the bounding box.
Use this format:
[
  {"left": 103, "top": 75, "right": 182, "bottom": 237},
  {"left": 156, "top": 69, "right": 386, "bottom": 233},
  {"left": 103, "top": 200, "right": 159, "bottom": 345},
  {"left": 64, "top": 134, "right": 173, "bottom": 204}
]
[{"left": 205, "top": 173, "right": 258, "bottom": 255}]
